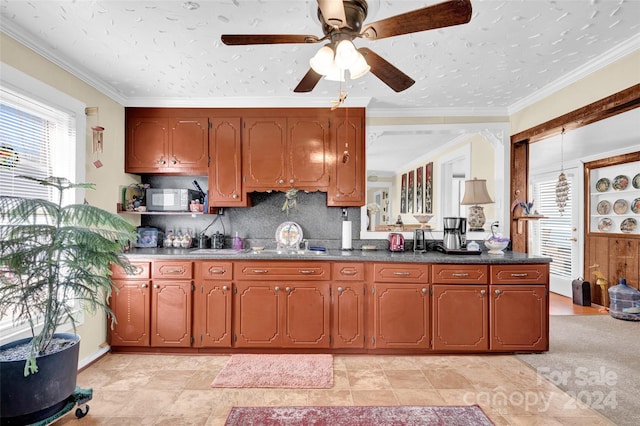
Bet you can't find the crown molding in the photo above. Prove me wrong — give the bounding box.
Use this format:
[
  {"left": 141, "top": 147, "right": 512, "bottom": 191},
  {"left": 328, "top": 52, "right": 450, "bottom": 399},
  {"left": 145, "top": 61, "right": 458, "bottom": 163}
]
[
  {"left": 508, "top": 33, "right": 640, "bottom": 115},
  {"left": 366, "top": 106, "right": 509, "bottom": 118},
  {"left": 124, "top": 96, "right": 372, "bottom": 108}
]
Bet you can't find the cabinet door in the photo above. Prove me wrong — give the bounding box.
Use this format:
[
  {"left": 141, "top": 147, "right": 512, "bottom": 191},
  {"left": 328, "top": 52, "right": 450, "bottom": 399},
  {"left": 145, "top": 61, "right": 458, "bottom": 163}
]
[
  {"left": 282, "top": 282, "right": 330, "bottom": 348},
  {"left": 332, "top": 282, "right": 365, "bottom": 349},
  {"left": 233, "top": 282, "right": 282, "bottom": 347},
  {"left": 432, "top": 285, "right": 488, "bottom": 351},
  {"left": 209, "top": 117, "right": 248, "bottom": 206},
  {"left": 609, "top": 238, "right": 639, "bottom": 290},
  {"left": 125, "top": 117, "right": 168, "bottom": 173},
  {"left": 372, "top": 284, "right": 430, "bottom": 349},
  {"left": 168, "top": 117, "right": 209, "bottom": 174},
  {"left": 150, "top": 281, "right": 192, "bottom": 347},
  {"left": 193, "top": 281, "right": 232, "bottom": 347},
  {"left": 490, "top": 285, "right": 548, "bottom": 351},
  {"left": 288, "top": 117, "right": 330, "bottom": 189},
  {"left": 109, "top": 280, "right": 150, "bottom": 347},
  {"left": 327, "top": 111, "right": 365, "bottom": 206},
  {"left": 243, "top": 117, "right": 287, "bottom": 189}
]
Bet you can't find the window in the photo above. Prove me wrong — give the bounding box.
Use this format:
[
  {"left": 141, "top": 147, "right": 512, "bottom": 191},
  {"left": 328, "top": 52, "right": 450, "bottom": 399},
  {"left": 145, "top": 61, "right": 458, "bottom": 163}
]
[{"left": 0, "top": 62, "right": 86, "bottom": 344}]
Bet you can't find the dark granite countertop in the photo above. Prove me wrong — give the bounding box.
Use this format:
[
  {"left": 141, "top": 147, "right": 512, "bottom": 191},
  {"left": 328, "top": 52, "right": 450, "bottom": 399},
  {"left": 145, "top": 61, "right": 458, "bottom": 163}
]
[{"left": 125, "top": 248, "right": 551, "bottom": 264}]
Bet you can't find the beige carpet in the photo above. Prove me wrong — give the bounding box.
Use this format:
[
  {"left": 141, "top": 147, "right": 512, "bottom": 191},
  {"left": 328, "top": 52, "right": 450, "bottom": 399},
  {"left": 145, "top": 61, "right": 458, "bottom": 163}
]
[
  {"left": 517, "top": 315, "right": 639, "bottom": 426},
  {"left": 211, "top": 354, "right": 333, "bottom": 388}
]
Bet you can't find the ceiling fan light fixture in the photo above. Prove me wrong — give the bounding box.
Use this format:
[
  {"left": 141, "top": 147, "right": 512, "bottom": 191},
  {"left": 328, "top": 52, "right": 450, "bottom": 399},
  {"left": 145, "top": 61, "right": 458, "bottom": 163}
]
[
  {"left": 334, "top": 40, "right": 359, "bottom": 69},
  {"left": 309, "top": 45, "right": 335, "bottom": 75},
  {"left": 348, "top": 52, "right": 370, "bottom": 79},
  {"left": 324, "top": 64, "right": 345, "bottom": 82}
]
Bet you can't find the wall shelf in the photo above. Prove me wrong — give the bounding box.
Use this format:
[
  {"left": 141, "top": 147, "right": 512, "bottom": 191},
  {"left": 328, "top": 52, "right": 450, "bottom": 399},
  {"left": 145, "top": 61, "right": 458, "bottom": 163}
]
[{"left": 117, "top": 206, "right": 203, "bottom": 216}]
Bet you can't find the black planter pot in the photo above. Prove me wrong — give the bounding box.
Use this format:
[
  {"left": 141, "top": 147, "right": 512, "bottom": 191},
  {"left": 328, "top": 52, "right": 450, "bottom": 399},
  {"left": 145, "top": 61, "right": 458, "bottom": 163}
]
[{"left": 0, "top": 333, "right": 80, "bottom": 425}]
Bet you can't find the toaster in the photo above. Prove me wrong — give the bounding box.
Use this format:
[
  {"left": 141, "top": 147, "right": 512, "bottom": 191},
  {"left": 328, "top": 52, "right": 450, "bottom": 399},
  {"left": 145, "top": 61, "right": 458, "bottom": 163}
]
[{"left": 388, "top": 233, "right": 405, "bottom": 252}]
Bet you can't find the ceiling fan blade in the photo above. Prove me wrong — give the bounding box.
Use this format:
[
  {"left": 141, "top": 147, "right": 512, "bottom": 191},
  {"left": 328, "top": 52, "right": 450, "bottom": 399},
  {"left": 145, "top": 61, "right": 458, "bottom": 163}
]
[
  {"left": 294, "top": 69, "right": 323, "bottom": 93},
  {"left": 358, "top": 48, "right": 415, "bottom": 92},
  {"left": 221, "top": 34, "right": 320, "bottom": 45},
  {"left": 317, "top": 0, "right": 347, "bottom": 28},
  {"left": 362, "top": 0, "right": 472, "bottom": 40}
]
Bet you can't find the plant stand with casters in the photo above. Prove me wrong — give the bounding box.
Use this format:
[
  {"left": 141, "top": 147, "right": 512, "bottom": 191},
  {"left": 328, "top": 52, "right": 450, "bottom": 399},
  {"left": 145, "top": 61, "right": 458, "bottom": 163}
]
[{"left": 30, "top": 387, "right": 92, "bottom": 426}]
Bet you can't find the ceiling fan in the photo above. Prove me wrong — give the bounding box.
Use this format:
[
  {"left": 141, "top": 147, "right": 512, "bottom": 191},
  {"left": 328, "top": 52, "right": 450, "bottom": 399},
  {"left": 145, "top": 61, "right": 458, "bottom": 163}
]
[{"left": 221, "top": 0, "right": 472, "bottom": 93}]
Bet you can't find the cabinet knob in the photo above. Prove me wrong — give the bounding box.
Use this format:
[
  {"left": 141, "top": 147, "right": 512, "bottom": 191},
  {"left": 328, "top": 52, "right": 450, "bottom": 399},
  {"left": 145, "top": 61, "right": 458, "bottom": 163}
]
[
  {"left": 480, "top": 289, "right": 486, "bottom": 295},
  {"left": 153, "top": 284, "right": 160, "bottom": 289},
  {"left": 289, "top": 179, "right": 294, "bottom": 184},
  {"left": 285, "top": 287, "right": 291, "bottom": 293},
  {"left": 141, "top": 284, "right": 148, "bottom": 288},
  {"left": 278, "top": 179, "right": 284, "bottom": 184},
  {"left": 171, "top": 159, "right": 177, "bottom": 165},
  {"left": 222, "top": 285, "right": 228, "bottom": 291},
  {"left": 158, "top": 157, "right": 166, "bottom": 165},
  {"left": 495, "top": 289, "right": 502, "bottom": 295},
  {"left": 421, "top": 287, "right": 428, "bottom": 294},
  {"left": 274, "top": 286, "right": 280, "bottom": 292},
  {"left": 337, "top": 286, "right": 343, "bottom": 293},
  {"left": 232, "top": 194, "right": 238, "bottom": 199}
]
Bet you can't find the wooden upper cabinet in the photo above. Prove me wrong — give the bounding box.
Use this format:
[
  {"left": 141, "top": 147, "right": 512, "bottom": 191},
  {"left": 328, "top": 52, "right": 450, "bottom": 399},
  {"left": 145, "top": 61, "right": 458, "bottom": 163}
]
[
  {"left": 327, "top": 109, "right": 365, "bottom": 206},
  {"left": 209, "top": 117, "right": 248, "bottom": 207},
  {"left": 125, "top": 111, "right": 209, "bottom": 174},
  {"left": 288, "top": 116, "right": 330, "bottom": 188},
  {"left": 242, "top": 117, "right": 288, "bottom": 189}
]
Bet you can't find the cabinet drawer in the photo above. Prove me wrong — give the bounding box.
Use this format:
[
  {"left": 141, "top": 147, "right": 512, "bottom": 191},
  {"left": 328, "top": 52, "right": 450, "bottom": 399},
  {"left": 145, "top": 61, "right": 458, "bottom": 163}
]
[
  {"left": 111, "top": 262, "right": 150, "bottom": 279},
  {"left": 432, "top": 264, "right": 488, "bottom": 284},
  {"left": 373, "top": 263, "right": 429, "bottom": 283},
  {"left": 152, "top": 261, "right": 193, "bottom": 279},
  {"left": 197, "top": 261, "right": 232, "bottom": 280},
  {"left": 235, "top": 261, "right": 329, "bottom": 280},
  {"left": 332, "top": 263, "right": 365, "bottom": 281},
  {"left": 490, "top": 264, "right": 548, "bottom": 284}
]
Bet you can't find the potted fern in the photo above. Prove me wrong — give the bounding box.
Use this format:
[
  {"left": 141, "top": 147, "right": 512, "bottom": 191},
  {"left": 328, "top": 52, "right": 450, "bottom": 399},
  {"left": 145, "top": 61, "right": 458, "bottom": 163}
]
[{"left": 0, "top": 176, "right": 137, "bottom": 424}]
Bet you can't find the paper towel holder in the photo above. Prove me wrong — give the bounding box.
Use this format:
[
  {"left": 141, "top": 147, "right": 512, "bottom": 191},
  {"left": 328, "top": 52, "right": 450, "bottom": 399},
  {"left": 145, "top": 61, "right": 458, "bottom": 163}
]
[{"left": 341, "top": 214, "right": 353, "bottom": 251}]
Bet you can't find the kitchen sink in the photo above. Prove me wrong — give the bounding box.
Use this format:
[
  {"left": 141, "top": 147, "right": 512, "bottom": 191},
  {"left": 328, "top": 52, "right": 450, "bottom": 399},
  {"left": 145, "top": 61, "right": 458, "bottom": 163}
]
[
  {"left": 191, "top": 248, "right": 246, "bottom": 255},
  {"left": 253, "top": 249, "right": 327, "bottom": 256}
]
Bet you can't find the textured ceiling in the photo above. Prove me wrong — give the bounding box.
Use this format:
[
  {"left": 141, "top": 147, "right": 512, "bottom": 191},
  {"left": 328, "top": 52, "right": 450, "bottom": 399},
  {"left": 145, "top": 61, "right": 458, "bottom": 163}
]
[{"left": 1, "top": 0, "right": 639, "bottom": 114}]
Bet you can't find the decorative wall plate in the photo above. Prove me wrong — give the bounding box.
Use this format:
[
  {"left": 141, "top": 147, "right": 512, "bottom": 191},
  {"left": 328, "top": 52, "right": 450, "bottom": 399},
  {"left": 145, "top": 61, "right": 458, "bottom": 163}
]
[
  {"left": 596, "top": 200, "right": 611, "bottom": 215},
  {"left": 613, "top": 199, "right": 628, "bottom": 215},
  {"left": 598, "top": 217, "right": 613, "bottom": 232},
  {"left": 612, "top": 175, "right": 629, "bottom": 191},
  {"left": 620, "top": 218, "right": 637, "bottom": 233},
  {"left": 275, "top": 221, "right": 303, "bottom": 248},
  {"left": 633, "top": 173, "right": 640, "bottom": 189},
  {"left": 596, "top": 177, "right": 610, "bottom": 192},
  {"left": 632, "top": 198, "right": 640, "bottom": 214}
]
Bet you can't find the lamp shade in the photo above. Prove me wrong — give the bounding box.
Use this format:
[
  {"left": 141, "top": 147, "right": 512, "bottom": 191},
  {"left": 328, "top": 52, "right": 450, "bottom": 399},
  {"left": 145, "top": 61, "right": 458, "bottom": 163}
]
[
  {"left": 348, "top": 52, "right": 370, "bottom": 79},
  {"left": 460, "top": 178, "right": 493, "bottom": 205},
  {"left": 309, "top": 45, "right": 335, "bottom": 75}
]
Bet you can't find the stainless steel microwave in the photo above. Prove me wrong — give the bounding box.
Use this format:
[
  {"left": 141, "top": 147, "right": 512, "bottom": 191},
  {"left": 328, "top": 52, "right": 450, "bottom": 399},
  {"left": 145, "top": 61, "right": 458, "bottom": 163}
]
[{"left": 146, "top": 189, "right": 199, "bottom": 212}]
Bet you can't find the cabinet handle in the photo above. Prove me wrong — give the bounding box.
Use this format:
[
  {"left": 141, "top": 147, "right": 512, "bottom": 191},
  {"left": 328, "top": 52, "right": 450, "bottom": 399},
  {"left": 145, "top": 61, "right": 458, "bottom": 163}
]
[
  {"left": 278, "top": 179, "right": 284, "bottom": 184},
  {"left": 285, "top": 287, "right": 291, "bottom": 293},
  {"left": 171, "top": 159, "right": 177, "bottom": 165},
  {"left": 421, "top": 287, "right": 428, "bottom": 294},
  {"left": 158, "top": 156, "right": 166, "bottom": 165},
  {"left": 495, "top": 289, "right": 502, "bottom": 295},
  {"left": 153, "top": 284, "right": 160, "bottom": 289},
  {"left": 298, "top": 269, "right": 316, "bottom": 274},
  {"left": 208, "top": 268, "right": 226, "bottom": 274},
  {"left": 480, "top": 289, "right": 486, "bottom": 295},
  {"left": 511, "top": 273, "right": 528, "bottom": 277},
  {"left": 141, "top": 284, "right": 148, "bottom": 288},
  {"left": 274, "top": 286, "right": 280, "bottom": 292},
  {"left": 162, "top": 268, "right": 184, "bottom": 274},
  {"left": 222, "top": 285, "right": 228, "bottom": 291},
  {"left": 393, "top": 271, "right": 410, "bottom": 276},
  {"left": 251, "top": 269, "right": 268, "bottom": 273},
  {"left": 232, "top": 194, "right": 238, "bottom": 199},
  {"left": 452, "top": 273, "right": 469, "bottom": 277},
  {"left": 289, "top": 179, "right": 294, "bottom": 184},
  {"left": 337, "top": 286, "right": 343, "bottom": 293},
  {"left": 341, "top": 269, "right": 358, "bottom": 276}
]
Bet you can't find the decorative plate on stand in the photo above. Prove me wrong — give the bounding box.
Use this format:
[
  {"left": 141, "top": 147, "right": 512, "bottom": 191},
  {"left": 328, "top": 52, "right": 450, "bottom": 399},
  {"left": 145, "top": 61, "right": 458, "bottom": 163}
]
[{"left": 276, "top": 221, "right": 303, "bottom": 248}]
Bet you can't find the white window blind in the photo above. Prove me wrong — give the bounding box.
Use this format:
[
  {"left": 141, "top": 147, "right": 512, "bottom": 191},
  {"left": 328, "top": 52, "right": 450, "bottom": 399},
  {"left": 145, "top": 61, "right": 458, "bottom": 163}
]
[
  {"left": 0, "top": 86, "right": 75, "bottom": 201},
  {"left": 530, "top": 179, "right": 573, "bottom": 279}
]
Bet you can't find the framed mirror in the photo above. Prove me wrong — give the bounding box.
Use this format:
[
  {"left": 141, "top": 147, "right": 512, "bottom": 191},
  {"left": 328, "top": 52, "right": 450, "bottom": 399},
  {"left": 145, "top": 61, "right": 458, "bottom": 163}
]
[{"left": 361, "top": 120, "right": 510, "bottom": 240}]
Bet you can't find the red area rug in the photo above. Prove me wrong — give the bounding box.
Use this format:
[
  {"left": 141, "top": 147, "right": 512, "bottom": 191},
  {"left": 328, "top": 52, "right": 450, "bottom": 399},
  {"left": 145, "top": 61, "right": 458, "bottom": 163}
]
[
  {"left": 211, "top": 354, "right": 333, "bottom": 388},
  {"left": 225, "top": 405, "right": 494, "bottom": 425}
]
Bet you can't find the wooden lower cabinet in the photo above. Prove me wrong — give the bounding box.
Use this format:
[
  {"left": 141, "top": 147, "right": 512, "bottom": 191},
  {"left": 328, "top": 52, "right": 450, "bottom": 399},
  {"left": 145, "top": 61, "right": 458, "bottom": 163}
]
[
  {"left": 432, "top": 285, "right": 489, "bottom": 351},
  {"left": 109, "top": 279, "right": 151, "bottom": 347},
  {"left": 233, "top": 281, "right": 330, "bottom": 348},
  {"left": 150, "top": 280, "right": 192, "bottom": 347},
  {"left": 193, "top": 261, "right": 233, "bottom": 347}
]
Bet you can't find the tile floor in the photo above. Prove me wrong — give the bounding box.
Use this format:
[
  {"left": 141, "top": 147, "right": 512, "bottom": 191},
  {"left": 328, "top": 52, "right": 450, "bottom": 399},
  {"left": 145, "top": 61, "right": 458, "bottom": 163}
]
[{"left": 57, "top": 295, "right": 612, "bottom": 425}]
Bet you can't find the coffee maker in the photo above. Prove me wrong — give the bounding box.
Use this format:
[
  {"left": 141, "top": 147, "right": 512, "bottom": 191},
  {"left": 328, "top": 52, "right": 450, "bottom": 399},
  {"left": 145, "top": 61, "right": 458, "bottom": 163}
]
[
  {"left": 442, "top": 217, "right": 467, "bottom": 250},
  {"left": 413, "top": 229, "right": 427, "bottom": 253}
]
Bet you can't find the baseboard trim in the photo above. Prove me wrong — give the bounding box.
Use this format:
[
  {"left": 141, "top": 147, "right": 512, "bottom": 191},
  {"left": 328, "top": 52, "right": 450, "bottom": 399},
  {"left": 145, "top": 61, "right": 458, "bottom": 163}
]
[{"left": 78, "top": 345, "right": 110, "bottom": 372}]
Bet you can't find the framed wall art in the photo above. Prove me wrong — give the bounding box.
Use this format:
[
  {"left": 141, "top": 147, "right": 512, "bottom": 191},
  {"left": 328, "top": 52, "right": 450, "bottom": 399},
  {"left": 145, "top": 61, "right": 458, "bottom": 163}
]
[
  {"left": 400, "top": 173, "right": 407, "bottom": 213},
  {"left": 425, "top": 162, "right": 433, "bottom": 214},
  {"left": 407, "top": 170, "right": 414, "bottom": 213},
  {"left": 416, "top": 166, "right": 424, "bottom": 214}
]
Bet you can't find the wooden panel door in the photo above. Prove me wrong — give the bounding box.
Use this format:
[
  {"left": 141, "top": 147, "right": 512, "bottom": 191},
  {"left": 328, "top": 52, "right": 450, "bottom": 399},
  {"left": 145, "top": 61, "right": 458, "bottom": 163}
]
[
  {"left": 233, "top": 282, "right": 281, "bottom": 347},
  {"left": 168, "top": 117, "right": 209, "bottom": 174},
  {"left": 609, "top": 238, "right": 639, "bottom": 290},
  {"left": 109, "top": 279, "right": 150, "bottom": 347},
  {"left": 327, "top": 111, "right": 365, "bottom": 206},
  {"left": 584, "top": 235, "right": 610, "bottom": 306},
  {"left": 432, "top": 285, "right": 488, "bottom": 351},
  {"left": 372, "top": 283, "right": 430, "bottom": 349},
  {"left": 282, "top": 282, "right": 330, "bottom": 348},
  {"left": 490, "top": 285, "right": 548, "bottom": 352},
  {"left": 332, "top": 282, "right": 365, "bottom": 349},
  {"left": 288, "top": 117, "right": 330, "bottom": 189},
  {"left": 194, "top": 281, "right": 232, "bottom": 347},
  {"left": 209, "top": 117, "right": 247, "bottom": 206},
  {"left": 150, "top": 281, "right": 192, "bottom": 347},
  {"left": 242, "top": 117, "right": 287, "bottom": 189},
  {"left": 125, "top": 117, "right": 168, "bottom": 173}
]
